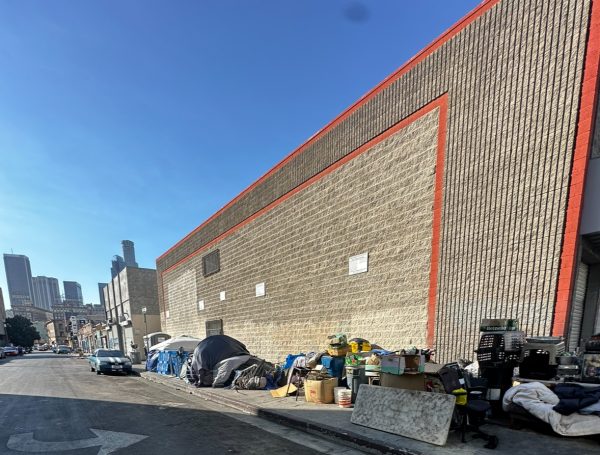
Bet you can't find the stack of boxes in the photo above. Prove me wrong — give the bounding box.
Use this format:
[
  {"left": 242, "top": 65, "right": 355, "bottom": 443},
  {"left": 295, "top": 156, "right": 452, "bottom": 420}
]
[{"left": 380, "top": 352, "right": 427, "bottom": 390}]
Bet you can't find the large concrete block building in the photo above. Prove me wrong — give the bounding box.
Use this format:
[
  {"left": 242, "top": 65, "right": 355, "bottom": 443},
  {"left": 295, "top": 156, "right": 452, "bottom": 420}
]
[{"left": 157, "top": 0, "right": 600, "bottom": 362}]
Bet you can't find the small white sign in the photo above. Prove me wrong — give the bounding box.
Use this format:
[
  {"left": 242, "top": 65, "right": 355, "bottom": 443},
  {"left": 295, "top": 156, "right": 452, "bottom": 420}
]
[
  {"left": 198, "top": 300, "right": 205, "bottom": 311},
  {"left": 255, "top": 282, "right": 265, "bottom": 297},
  {"left": 220, "top": 291, "right": 226, "bottom": 301},
  {"left": 165, "top": 310, "right": 170, "bottom": 319},
  {"left": 349, "top": 252, "right": 369, "bottom": 275}
]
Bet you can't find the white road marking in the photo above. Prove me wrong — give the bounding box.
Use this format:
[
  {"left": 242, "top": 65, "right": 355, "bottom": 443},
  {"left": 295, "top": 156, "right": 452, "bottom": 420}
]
[{"left": 7, "top": 428, "right": 147, "bottom": 455}]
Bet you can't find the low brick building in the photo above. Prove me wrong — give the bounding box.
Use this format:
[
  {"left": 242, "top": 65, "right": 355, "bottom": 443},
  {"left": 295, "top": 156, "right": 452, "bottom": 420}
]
[{"left": 157, "top": 0, "right": 600, "bottom": 362}]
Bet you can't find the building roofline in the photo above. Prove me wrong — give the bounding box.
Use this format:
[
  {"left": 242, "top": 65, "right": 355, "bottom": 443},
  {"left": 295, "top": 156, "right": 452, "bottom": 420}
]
[{"left": 157, "top": 0, "right": 501, "bottom": 265}]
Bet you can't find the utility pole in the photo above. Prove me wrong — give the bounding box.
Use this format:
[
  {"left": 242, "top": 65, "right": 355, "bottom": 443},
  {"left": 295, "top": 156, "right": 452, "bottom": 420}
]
[{"left": 142, "top": 307, "right": 148, "bottom": 357}]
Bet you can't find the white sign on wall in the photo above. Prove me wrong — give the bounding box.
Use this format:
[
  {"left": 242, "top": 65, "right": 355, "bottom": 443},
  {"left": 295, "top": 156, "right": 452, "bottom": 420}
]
[
  {"left": 349, "top": 252, "right": 369, "bottom": 275},
  {"left": 165, "top": 310, "right": 170, "bottom": 319},
  {"left": 198, "top": 300, "right": 205, "bottom": 311},
  {"left": 220, "top": 291, "right": 226, "bottom": 301},
  {"left": 255, "top": 282, "right": 265, "bottom": 297}
]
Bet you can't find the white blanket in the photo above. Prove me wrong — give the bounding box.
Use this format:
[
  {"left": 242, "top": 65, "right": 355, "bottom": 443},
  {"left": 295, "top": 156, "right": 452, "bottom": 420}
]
[{"left": 503, "top": 382, "right": 600, "bottom": 436}]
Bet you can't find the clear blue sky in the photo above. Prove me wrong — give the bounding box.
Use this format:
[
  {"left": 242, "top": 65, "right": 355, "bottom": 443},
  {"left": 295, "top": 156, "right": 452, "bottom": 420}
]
[{"left": 0, "top": 0, "right": 480, "bottom": 307}]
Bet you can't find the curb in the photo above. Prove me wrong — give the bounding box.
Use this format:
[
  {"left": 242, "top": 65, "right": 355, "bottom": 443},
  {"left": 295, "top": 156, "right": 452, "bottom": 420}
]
[{"left": 139, "top": 372, "right": 421, "bottom": 455}]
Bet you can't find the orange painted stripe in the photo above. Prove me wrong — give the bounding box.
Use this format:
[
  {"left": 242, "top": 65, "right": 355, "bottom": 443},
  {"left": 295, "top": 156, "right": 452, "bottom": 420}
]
[
  {"left": 157, "top": 0, "right": 501, "bottom": 264},
  {"left": 552, "top": 0, "right": 600, "bottom": 336},
  {"left": 427, "top": 95, "right": 448, "bottom": 348}
]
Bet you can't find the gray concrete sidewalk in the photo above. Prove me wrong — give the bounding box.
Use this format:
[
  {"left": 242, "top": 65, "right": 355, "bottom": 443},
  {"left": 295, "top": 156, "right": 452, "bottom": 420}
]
[{"left": 139, "top": 372, "right": 600, "bottom": 455}]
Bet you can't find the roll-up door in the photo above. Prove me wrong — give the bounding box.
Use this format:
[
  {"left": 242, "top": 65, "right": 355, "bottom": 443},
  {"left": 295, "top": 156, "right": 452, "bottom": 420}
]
[{"left": 568, "top": 262, "right": 589, "bottom": 351}]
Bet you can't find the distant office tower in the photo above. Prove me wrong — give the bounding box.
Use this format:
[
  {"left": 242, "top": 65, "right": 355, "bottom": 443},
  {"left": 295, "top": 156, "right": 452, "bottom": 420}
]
[
  {"left": 98, "top": 283, "right": 108, "bottom": 310},
  {"left": 122, "top": 240, "right": 138, "bottom": 268},
  {"left": 0, "top": 288, "right": 6, "bottom": 345},
  {"left": 0, "top": 287, "right": 6, "bottom": 321},
  {"left": 111, "top": 255, "right": 126, "bottom": 278},
  {"left": 3, "top": 253, "right": 35, "bottom": 307},
  {"left": 63, "top": 281, "right": 83, "bottom": 304},
  {"left": 32, "top": 276, "right": 61, "bottom": 310}
]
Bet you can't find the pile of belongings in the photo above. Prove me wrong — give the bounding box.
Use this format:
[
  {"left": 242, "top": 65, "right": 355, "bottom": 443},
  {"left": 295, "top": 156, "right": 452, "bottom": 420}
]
[
  {"left": 186, "top": 335, "right": 280, "bottom": 389},
  {"left": 503, "top": 382, "right": 600, "bottom": 436},
  {"left": 327, "top": 333, "right": 349, "bottom": 357}
]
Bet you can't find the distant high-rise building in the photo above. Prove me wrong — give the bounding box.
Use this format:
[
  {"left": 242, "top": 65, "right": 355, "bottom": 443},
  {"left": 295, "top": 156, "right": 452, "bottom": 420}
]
[
  {"left": 63, "top": 281, "right": 83, "bottom": 304},
  {"left": 32, "top": 276, "right": 61, "bottom": 310},
  {"left": 0, "top": 288, "right": 7, "bottom": 344},
  {"left": 111, "top": 255, "right": 125, "bottom": 278},
  {"left": 3, "top": 254, "right": 35, "bottom": 307},
  {"left": 122, "top": 240, "right": 138, "bottom": 268},
  {"left": 98, "top": 283, "right": 108, "bottom": 311}
]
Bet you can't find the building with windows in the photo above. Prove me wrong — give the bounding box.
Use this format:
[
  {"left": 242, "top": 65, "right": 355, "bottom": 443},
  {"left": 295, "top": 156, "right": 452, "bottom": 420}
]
[
  {"left": 11, "top": 305, "right": 52, "bottom": 324},
  {"left": 3, "top": 253, "right": 35, "bottom": 307},
  {"left": 46, "top": 319, "right": 67, "bottom": 346},
  {"left": 103, "top": 267, "right": 160, "bottom": 355},
  {"left": 111, "top": 256, "right": 126, "bottom": 279},
  {"left": 63, "top": 281, "right": 83, "bottom": 305},
  {"left": 98, "top": 283, "right": 108, "bottom": 310},
  {"left": 122, "top": 240, "right": 138, "bottom": 268},
  {"left": 32, "top": 276, "right": 61, "bottom": 310},
  {"left": 156, "top": 0, "right": 600, "bottom": 362}
]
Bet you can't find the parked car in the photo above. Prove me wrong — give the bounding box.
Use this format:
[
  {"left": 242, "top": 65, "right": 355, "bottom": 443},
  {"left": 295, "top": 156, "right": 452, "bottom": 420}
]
[
  {"left": 3, "top": 346, "right": 18, "bottom": 356},
  {"left": 38, "top": 345, "right": 49, "bottom": 351},
  {"left": 88, "top": 349, "right": 133, "bottom": 375},
  {"left": 0, "top": 348, "right": 5, "bottom": 359},
  {"left": 17, "top": 346, "right": 24, "bottom": 355},
  {"left": 56, "top": 345, "right": 71, "bottom": 354}
]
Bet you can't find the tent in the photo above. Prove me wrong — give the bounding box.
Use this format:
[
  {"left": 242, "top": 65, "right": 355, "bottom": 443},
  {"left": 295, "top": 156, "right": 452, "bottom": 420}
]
[
  {"left": 149, "top": 336, "right": 202, "bottom": 352},
  {"left": 189, "top": 335, "right": 250, "bottom": 386}
]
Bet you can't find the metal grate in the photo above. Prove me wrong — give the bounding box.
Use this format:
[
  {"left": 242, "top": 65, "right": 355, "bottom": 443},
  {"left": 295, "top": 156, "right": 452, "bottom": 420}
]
[{"left": 202, "top": 250, "right": 220, "bottom": 277}]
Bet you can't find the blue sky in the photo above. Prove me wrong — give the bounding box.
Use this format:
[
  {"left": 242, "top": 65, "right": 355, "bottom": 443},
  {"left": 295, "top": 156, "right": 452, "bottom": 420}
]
[{"left": 0, "top": 0, "right": 480, "bottom": 306}]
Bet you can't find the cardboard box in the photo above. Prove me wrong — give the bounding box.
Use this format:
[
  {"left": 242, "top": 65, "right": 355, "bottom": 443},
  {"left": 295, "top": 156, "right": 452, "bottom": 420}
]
[
  {"left": 380, "top": 372, "right": 425, "bottom": 391},
  {"left": 399, "top": 355, "right": 426, "bottom": 374},
  {"left": 304, "top": 377, "right": 338, "bottom": 404},
  {"left": 381, "top": 354, "right": 401, "bottom": 374}
]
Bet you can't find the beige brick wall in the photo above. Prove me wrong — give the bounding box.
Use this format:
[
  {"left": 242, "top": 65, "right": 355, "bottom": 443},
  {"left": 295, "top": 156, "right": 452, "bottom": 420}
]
[
  {"left": 163, "top": 110, "right": 440, "bottom": 361},
  {"left": 159, "top": 0, "right": 593, "bottom": 362}
]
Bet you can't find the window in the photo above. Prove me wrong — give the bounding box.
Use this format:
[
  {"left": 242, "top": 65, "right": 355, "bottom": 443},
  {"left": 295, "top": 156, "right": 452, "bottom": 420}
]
[
  {"left": 202, "top": 249, "right": 220, "bottom": 277},
  {"left": 205, "top": 319, "right": 223, "bottom": 337}
]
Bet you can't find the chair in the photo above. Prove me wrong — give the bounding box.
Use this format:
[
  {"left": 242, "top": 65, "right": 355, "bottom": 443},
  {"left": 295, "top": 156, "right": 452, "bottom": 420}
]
[
  {"left": 439, "top": 363, "right": 499, "bottom": 449},
  {"left": 286, "top": 366, "right": 311, "bottom": 401}
]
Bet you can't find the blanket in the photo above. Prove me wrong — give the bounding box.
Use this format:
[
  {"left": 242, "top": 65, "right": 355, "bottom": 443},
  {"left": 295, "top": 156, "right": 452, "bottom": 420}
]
[
  {"left": 503, "top": 382, "right": 600, "bottom": 436},
  {"left": 553, "top": 383, "right": 600, "bottom": 415}
]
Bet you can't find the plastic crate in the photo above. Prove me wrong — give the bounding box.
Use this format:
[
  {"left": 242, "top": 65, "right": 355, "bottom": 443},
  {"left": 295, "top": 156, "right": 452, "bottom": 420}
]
[
  {"left": 477, "top": 348, "right": 519, "bottom": 364},
  {"left": 503, "top": 331, "right": 526, "bottom": 351},
  {"left": 477, "top": 333, "right": 522, "bottom": 365}
]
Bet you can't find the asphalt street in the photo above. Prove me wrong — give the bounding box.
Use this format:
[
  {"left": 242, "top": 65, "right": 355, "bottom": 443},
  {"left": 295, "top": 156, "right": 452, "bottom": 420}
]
[{"left": 0, "top": 352, "right": 363, "bottom": 455}]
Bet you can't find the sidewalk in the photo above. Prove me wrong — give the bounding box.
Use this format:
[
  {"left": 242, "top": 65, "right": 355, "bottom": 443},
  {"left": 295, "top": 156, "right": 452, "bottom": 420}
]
[{"left": 139, "top": 372, "right": 600, "bottom": 455}]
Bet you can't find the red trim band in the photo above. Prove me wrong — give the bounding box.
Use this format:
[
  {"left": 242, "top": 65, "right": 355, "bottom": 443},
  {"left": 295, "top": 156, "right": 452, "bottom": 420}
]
[{"left": 552, "top": 0, "right": 600, "bottom": 336}]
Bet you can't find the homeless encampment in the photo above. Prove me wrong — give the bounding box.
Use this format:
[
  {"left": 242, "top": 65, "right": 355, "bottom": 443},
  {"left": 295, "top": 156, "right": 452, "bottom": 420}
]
[{"left": 145, "top": 336, "right": 203, "bottom": 372}]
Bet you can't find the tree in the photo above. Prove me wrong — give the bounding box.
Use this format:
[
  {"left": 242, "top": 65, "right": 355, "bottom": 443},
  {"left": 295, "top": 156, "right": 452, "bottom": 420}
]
[{"left": 5, "top": 315, "right": 41, "bottom": 348}]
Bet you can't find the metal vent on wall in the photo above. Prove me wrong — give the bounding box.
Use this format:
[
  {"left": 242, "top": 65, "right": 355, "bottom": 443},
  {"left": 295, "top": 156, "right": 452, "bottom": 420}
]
[
  {"left": 206, "top": 319, "right": 223, "bottom": 337},
  {"left": 202, "top": 250, "right": 220, "bottom": 277}
]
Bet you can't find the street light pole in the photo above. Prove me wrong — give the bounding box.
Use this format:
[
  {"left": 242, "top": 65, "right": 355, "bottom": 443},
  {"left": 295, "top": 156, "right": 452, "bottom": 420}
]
[{"left": 142, "top": 307, "right": 148, "bottom": 357}]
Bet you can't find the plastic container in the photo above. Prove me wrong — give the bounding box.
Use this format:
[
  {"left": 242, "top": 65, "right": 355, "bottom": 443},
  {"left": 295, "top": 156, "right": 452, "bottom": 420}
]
[
  {"left": 338, "top": 389, "right": 352, "bottom": 408},
  {"left": 334, "top": 387, "right": 347, "bottom": 404}
]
